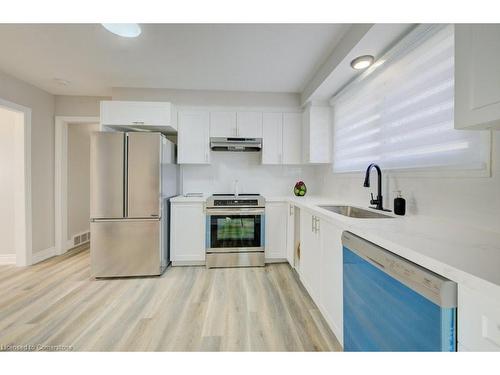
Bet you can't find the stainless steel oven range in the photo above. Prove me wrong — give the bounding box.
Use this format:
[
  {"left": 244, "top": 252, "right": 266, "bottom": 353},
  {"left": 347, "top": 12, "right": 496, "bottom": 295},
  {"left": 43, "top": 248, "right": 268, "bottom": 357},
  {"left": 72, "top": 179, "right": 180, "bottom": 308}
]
[{"left": 205, "top": 194, "right": 265, "bottom": 268}]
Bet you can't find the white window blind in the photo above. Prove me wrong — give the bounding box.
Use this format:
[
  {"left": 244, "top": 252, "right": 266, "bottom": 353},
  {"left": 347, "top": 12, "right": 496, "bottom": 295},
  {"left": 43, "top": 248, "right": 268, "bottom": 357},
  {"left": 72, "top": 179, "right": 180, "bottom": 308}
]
[{"left": 332, "top": 25, "right": 488, "bottom": 173}]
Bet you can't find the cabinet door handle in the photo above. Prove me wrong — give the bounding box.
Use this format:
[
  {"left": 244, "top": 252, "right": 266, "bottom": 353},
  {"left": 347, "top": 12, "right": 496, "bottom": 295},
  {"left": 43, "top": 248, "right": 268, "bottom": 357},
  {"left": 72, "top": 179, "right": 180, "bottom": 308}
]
[
  {"left": 316, "top": 218, "right": 320, "bottom": 234},
  {"left": 289, "top": 205, "right": 293, "bottom": 216},
  {"left": 311, "top": 216, "right": 315, "bottom": 232},
  {"left": 132, "top": 121, "right": 144, "bottom": 125}
]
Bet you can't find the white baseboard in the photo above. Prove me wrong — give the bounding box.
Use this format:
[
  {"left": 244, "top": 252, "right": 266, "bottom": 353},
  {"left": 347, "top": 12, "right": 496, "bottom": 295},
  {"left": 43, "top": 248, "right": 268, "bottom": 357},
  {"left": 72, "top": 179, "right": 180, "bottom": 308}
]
[
  {"left": 65, "top": 240, "right": 74, "bottom": 251},
  {"left": 0, "top": 254, "right": 16, "bottom": 265},
  {"left": 265, "top": 258, "right": 287, "bottom": 264},
  {"left": 32, "top": 246, "right": 57, "bottom": 264},
  {"left": 172, "top": 260, "right": 206, "bottom": 266}
]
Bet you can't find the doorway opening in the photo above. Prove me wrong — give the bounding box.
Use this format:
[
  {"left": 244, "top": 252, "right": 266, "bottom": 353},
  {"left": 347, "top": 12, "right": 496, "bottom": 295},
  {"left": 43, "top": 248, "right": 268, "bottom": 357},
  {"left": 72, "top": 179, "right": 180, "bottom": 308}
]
[
  {"left": 0, "top": 100, "right": 32, "bottom": 266},
  {"left": 55, "top": 116, "right": 100, "bottom": 255}
]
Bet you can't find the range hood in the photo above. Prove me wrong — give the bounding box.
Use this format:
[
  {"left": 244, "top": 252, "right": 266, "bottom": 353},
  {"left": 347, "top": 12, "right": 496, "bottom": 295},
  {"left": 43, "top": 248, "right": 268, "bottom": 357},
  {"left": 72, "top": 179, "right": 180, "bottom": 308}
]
[{"left": 210, "top": 137, "right": 262, "bottom": 152}]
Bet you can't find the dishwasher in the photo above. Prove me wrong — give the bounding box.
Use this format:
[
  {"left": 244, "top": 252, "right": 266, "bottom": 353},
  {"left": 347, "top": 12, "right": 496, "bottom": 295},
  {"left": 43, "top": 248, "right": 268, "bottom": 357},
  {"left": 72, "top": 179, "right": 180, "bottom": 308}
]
[{"left": 342, "top": 231, "right": 457, "bottom": 351}]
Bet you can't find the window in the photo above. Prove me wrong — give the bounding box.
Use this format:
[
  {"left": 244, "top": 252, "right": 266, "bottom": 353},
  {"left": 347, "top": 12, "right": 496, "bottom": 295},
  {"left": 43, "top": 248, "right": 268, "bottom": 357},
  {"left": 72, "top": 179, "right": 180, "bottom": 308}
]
[{"left": 332, "top": 24, "right": 490, "bottom": 173}]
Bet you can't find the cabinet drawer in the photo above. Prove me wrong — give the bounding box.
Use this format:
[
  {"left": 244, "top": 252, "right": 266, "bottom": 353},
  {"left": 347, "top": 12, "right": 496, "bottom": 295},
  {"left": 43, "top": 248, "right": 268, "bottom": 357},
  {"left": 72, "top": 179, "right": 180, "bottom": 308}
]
[{"left": 458, "top": 285, "right": 500, "bottom": 351}]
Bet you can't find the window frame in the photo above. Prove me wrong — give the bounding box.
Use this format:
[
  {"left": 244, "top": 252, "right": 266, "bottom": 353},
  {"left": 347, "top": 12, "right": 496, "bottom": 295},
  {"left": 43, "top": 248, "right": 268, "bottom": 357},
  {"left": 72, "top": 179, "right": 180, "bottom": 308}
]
[{"left": 329, "top": 24, "right": 492, "bottom": 178}]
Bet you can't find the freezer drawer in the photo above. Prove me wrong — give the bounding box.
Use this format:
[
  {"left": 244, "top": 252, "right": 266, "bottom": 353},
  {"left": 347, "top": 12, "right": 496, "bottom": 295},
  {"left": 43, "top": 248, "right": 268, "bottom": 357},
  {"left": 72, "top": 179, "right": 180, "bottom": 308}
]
[{"left": 91, "top": 219, "right": 162, "bottom": 277}]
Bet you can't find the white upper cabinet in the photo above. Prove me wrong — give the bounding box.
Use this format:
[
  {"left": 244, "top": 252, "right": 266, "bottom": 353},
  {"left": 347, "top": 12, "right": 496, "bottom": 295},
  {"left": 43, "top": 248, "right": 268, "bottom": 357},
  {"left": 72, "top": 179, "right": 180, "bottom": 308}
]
[
  {"left": 455, "top": 24, "right": 500, "bottom": 129},
  {"left": 177, "top": 111, "right": 210, "bottom": 164},
  {"left": 262, "top": 112, "right": 302, "bottom": 165},
  {"left": 237, "top": 112, "right": 263, "bottom": 138},
  {"left": 282, "top": 112, "right": 302, "bottom": 164},
  {"left": 100, "top": 101, "right": 177, "bottom": 132},
  {"left": 262, "top": 113, "right": 283, "bottom": 164},
  {"left": 210, "top": 111, "right": 237, "bottom": 137},
  {"left": 302, "top": 105, "right": 331, "bottom": 163},
  {"left": 264, "top": 202, "right": 288, "bottom": 261},
  {"left": 209, "top": 111, "right": 263, "bottom": 138}
]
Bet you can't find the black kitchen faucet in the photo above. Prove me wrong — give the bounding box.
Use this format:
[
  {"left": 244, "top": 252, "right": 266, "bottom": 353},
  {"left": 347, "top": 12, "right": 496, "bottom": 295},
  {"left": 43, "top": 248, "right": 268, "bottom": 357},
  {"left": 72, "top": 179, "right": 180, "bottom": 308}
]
[{"left": 363, "top": 163, "right": 389, "bottom": 211}]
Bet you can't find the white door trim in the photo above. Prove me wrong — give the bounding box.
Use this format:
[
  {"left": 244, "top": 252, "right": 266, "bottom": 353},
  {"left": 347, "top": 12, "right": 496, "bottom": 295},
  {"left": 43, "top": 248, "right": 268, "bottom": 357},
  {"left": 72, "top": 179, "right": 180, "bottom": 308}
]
[
  {"left": 54, "top": 116, "right": 99, "bottom": 256},
  {"left": 0, "top": 98, "right": 32, "bottom": 266}
]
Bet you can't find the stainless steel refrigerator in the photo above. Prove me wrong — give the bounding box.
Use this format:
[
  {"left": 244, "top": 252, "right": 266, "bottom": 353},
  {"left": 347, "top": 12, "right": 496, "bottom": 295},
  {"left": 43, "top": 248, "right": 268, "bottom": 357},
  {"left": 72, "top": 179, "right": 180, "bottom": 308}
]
[{"left": 90, "top": 131, "right": 178, "bottom": 278}]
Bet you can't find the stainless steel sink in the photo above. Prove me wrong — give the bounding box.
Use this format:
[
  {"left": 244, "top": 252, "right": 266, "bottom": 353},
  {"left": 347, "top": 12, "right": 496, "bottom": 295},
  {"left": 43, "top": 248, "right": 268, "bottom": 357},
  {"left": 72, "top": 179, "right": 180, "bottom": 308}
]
[{"left": 317, "top": 205, "right": 394, "bottom": 219}]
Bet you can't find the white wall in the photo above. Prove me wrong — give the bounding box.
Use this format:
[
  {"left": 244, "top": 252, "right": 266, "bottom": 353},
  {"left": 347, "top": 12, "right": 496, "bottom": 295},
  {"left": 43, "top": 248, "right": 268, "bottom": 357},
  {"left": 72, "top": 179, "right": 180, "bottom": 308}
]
[
  {"left": 0, "top": 68, "right": 111, "bottom": 259},
  {"left": 114, "top": 87, "right": 314, "bottom": 197},
  {"left": 182, "top": 152, "right": 320, "bottom": 196},
  {"left": 0, "top": 107, "right": 18, "bottom": 255},
  {"left": 318, "top": 132, "right": 500, "bottom": 232},
  {"left": 67, "top": 123, "right": 99, "bottom": 240},
  {"left": 0, "top": 69, "right": 55, "bottom": 255},
  {"left": 112, "top": 87, "right": 301, "bottom": 108},
  {"left": 55, "top": 95, "right": 110, "bottom": 117}
]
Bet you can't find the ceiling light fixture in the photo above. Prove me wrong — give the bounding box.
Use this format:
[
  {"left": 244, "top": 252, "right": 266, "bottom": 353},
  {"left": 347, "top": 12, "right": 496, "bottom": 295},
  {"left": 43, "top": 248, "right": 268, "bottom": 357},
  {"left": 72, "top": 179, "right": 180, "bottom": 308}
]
[
  {"left": 53, "top": 78, "right": 70, "bottom": 86},
  {"left": 102, "top": 23, "right": 141, "bottom": 38},
  {"left": 350, "top": 55, "right": 375, "bottom": 70}
]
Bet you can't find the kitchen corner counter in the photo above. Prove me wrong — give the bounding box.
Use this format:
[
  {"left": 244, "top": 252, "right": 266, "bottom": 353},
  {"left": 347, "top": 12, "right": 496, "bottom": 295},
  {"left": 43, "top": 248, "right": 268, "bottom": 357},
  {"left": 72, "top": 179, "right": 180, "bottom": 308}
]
[{"left": 269, "top": 195, "right": 500, "bottom": 297}]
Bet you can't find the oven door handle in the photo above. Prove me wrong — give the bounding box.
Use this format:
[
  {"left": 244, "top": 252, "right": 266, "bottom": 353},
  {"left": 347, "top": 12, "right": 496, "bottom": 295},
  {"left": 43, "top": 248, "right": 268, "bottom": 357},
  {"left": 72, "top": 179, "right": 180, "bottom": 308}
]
[{"left": 206, "top": 208, "right": 265, "bottom": 216}]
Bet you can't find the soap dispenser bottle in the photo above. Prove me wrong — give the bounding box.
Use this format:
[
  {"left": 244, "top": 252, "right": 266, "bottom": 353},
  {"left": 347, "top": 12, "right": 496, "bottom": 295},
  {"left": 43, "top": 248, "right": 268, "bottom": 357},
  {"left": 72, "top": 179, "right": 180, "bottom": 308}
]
[{"left": 393, "top": 191, "right": 406, "bottom": 216}]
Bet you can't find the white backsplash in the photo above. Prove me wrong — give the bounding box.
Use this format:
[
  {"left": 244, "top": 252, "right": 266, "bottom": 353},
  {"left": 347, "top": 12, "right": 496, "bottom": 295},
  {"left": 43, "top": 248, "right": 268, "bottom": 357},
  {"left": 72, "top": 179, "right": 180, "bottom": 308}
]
[
  {"left": 318, "top": 132, "right": 500, "bottom": 232},
  {"left": 181, "top": 134, "right": 500, "bottom": 233},
  {"left": 181, "top": 152, "right": 321, "bottom": 196}
]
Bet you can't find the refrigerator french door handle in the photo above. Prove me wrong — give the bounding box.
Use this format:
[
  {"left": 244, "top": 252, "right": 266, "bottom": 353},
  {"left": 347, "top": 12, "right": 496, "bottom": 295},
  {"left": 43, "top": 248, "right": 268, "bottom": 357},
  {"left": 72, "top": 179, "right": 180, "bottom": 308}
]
[{"left": 124, "top": 133, "right": 129, "bottom": 218}]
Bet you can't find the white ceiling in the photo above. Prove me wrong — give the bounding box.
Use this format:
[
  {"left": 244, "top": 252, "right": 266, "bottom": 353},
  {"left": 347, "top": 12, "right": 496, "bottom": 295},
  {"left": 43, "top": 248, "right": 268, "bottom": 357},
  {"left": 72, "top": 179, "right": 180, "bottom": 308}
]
[
  {"left": 0, "top": 23, "right": 350, "bottom": 96},
  {"left": 308, "top": 23, "right": 415, "bottom": 102}
]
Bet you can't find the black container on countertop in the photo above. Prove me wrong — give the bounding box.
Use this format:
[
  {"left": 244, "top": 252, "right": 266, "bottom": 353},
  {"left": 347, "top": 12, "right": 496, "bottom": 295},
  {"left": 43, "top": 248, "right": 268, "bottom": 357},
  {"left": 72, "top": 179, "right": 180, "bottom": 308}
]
[{"left": 393, "top": 191, "right": 406, "bottom": 216}]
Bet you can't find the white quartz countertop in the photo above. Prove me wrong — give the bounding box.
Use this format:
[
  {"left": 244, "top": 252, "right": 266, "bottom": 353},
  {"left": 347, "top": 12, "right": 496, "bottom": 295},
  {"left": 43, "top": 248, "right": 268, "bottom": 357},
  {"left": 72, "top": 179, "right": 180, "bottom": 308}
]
[
  {"left": 271, "top": 195, "right": 500, "bottom": 297},
  {"left": 170, "top": 193, "right": 500, "bottom": 296}
]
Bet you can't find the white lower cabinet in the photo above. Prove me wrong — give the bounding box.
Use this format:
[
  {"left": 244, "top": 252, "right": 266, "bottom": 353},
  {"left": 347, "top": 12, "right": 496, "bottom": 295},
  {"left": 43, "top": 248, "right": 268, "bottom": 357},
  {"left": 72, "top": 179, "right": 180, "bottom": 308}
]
[
  {"left": 299, "top": 210, "right": 322, "bottom": 302},
  {"left": 319, "top": 220, "right": 344, "bottom": 345},
  {"left": 170, "top": 202, "right": 206, "bottom": 264},
  {"left": 286, "top": 203, "right": 295, "bottom": 267},
  {"left": 299, "top": 209, "right": 344, "bottom": 345},
  {"left": 458, "top": 284, "right": 500, "bottom": 351},
  {"left": 265, "top": 202, "right": 288, "bottom": 261}
]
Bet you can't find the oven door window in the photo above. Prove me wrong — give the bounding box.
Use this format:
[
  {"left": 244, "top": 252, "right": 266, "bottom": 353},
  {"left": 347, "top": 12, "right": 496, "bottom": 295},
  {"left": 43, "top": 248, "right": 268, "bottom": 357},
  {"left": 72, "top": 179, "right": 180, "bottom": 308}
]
[{"left": 210, "top": 215, "right": 262, "bottom": 249}]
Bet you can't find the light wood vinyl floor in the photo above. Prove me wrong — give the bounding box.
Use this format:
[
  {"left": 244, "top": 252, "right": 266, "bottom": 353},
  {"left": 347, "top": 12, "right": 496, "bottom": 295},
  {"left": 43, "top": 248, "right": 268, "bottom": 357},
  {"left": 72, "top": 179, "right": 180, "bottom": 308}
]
[{"left": 0, "top": 247, "right": 341, "bottom": 351}]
